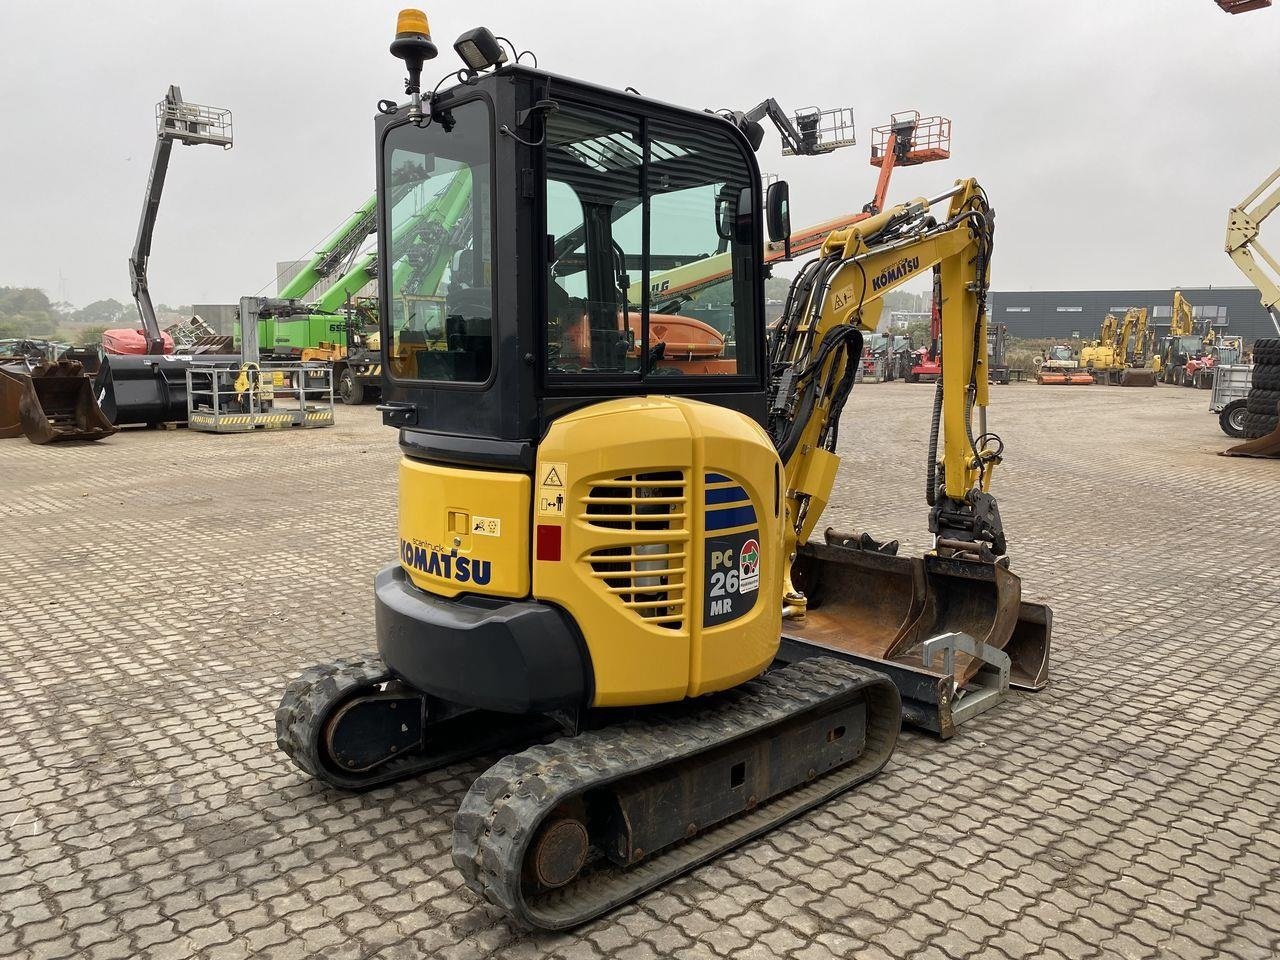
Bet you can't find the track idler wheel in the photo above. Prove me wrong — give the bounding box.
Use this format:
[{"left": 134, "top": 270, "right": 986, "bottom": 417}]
[
  {"left": 277, "top": 655, "right": 559, "bottom": 791},
  {"left": 276, "top": 655, "right": 426, "bottom": 789}
]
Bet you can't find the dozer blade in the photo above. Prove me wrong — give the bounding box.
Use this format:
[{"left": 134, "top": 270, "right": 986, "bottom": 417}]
[
  {"left": 0, "top": 360, "right": 116, "bottom": 444},
  {"left": 780, "top": 529, "right": 1051, "bottom": 737},
  {"left": 1119, "top": 368, "right": 1158, "bottom": 387}
]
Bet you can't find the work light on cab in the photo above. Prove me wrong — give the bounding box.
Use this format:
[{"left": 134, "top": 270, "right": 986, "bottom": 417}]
[{"left": 453, "top": 26, "right": 508, "bottom": 72}]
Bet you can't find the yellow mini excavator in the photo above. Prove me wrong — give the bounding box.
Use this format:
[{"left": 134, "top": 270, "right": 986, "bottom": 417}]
[{"left": 278, "top": 11, "right": 1052, "bottom": 930}]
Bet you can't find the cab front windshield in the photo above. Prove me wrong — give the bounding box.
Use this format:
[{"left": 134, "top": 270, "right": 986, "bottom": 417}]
[{"left": 382, "top": 99, "right": 493, "bottom": 384}]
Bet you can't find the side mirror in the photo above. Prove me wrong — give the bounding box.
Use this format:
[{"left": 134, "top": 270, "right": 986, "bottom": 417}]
[{"left": 766, "top": 180, "right": 791, "bottom": 258}]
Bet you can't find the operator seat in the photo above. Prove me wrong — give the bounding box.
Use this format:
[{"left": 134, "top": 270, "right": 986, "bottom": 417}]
[{"left": 416, "top": 286, "right": 492, "bottom": 381}]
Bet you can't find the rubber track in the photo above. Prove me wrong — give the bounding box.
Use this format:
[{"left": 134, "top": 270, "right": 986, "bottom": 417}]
[
  {"left": 275, "top": 655, "right": 541, "bottom": 791},
  {"left": 453, "top": 657, "right": 900, "bottom": 930}
]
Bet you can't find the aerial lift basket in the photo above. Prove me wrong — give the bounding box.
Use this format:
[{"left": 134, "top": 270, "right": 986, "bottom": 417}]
[
  {"left": 779, "top": 530, "right": 1051, "bottom": 738},
  {"left": 780, "top": 107, "right": 856, "bottom": 157},
  {"left": 0, "top": 360, "right": 117, "bottom": 444},
  {"left": 869, "top": 112, "right": 951, "bottom": 167},
  {"left": 157, "top": 92, "right": 232, "bottom": 148}
]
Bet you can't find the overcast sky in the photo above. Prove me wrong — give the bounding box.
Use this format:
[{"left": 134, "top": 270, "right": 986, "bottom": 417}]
[{"left": 1, "top": 0, "right": 1277, "bottom": 307}]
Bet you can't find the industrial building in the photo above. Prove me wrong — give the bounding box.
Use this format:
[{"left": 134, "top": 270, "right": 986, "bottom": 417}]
[{"left": 989, "top": 286, "right": 1275, "bottom": 343}]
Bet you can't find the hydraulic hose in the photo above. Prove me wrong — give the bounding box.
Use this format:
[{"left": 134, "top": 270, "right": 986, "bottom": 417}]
[{"left": 926, "top": 377, "right": 942, "bottom": 506}]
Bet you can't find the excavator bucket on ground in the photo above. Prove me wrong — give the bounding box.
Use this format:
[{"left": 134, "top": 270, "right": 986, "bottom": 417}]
[
  {"left": 779, "top": 530, "right": 1051, "bottom": 737},
  {"left": 1223, "top": 429, "right": 1280, "bottom": 457},
  {"left": 0, "top": 360, "right": 117, "bottom": 444},
  {"left": 1223, "top": 394, "right": 1280, "bottom": 458},
  {"left": 94, "top": 354, "right": 192, "bottom": 427},
  {"left": 1119, "top": 368, "right": 1158, "bottom": 387}
]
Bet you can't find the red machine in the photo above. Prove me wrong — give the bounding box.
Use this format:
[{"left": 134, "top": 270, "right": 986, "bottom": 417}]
[
  {"left": 101, "top": 328, "right": 175, "bottom": 356},
  {"left": 1182, "top": 353, "right": 1216, "bottom": 389},
  {"left": 906, "top": 272, "right": 943, "bottom": 383}
]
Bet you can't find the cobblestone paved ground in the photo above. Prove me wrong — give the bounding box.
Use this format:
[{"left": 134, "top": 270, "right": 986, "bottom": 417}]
[{"left": 1, "top": 382, "right": 1277, "bottom": 960}]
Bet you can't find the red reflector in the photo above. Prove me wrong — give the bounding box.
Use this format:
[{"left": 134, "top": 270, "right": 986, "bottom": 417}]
[{"left": 536, "top": 524, "right": 562, "bottom": 562}]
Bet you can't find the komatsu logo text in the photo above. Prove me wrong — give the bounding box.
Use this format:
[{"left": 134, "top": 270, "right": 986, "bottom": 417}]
[
  {"left": 872, "top": 256, "right": 920, "bottom": 291},
  {"left": 400, "top": 540, "right": 492, "bottom": 585}
]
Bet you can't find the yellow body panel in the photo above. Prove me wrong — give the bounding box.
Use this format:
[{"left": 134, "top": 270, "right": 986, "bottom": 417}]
[
  {"left": 532, "top": 396, "right": 783, "bottom": 707},
  {"left": 398, "top": 458, "right": 530, "bottom": 598}
]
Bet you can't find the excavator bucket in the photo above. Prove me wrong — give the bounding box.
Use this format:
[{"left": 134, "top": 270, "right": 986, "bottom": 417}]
[
  {"left": 0, "top": 360, "right": 117, "bottom": 444},
  {"left": 94, "top": 354, "right": 192, "bottom": 427},
  {"left": 779, "top": 530, "right": 1051, "bottom": 737},
  {"left": 0, "top": 365, "right": 23, "bottom": 438},
  {"left": 1119, "top": 368, "right": 1158, "bottom": 387},
  {"left": 1223, "top": 430, "right": 1280, "bottom": 457},
  {"left": 1223, "top": 396, "right": 1280, "bottom": 457}
]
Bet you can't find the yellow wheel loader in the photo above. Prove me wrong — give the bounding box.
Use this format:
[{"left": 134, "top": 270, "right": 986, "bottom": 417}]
[{"left": 277, "top": 11, "right": 1052, "bottom": 930}]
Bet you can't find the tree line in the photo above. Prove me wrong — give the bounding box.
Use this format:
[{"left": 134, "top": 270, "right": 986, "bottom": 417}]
[{"left": 0, "top": 288, "right": 189, "bottom": 346}]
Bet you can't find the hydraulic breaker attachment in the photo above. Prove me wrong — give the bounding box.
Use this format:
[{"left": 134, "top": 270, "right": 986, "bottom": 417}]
[
  {"left": 0, "top": 360, "right": 117, "bottom": 444},
  {"left": 779, "top": 528, "right": 1051, "bottom": 738},
  {"left": 95, "top": 354, "right": 192, "bottom": 427}
]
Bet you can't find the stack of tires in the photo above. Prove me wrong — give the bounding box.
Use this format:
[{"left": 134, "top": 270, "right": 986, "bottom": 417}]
[{"left": 1245, "top": 337, "right": 1280, "bottom": 439}]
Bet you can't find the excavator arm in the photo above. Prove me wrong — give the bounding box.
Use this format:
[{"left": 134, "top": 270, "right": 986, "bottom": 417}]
[
  {"left": 1226, "top": 163, "right": 1280, "bottom": 334},
  {"left": 1098, "top": 313, "right": 1119, "bottom": 348},
  {"left": 768, "top": 179, "right": 999, "bottom": 609},
  {"left": 1115, "top": 311, "right": 1136, "bottom": 360}
]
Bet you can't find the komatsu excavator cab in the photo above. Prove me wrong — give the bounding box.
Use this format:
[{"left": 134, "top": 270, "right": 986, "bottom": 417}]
[{"left": 375, "top": 65, "right": 769, "bottom": 446}]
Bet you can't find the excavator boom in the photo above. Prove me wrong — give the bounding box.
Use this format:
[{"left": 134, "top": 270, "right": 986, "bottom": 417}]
[{"left": 1225, "top": 163, "right": 1280, "bottom": 334}]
